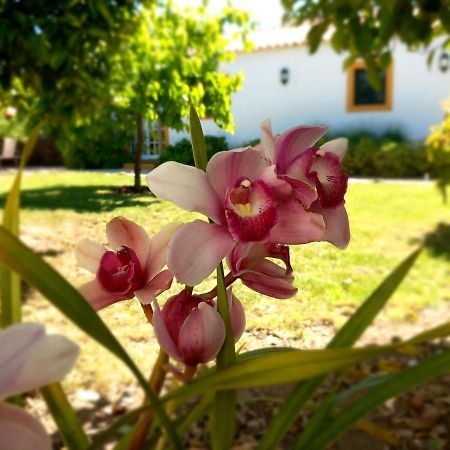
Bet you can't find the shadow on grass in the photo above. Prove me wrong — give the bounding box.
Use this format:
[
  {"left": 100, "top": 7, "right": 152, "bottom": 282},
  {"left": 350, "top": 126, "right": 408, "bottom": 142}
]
[
  {"left": 0, "top": 184, "right": 160, "bottom": 213},
  {"left": 413, "top": 222, "right": 450, "bottom": 261}
]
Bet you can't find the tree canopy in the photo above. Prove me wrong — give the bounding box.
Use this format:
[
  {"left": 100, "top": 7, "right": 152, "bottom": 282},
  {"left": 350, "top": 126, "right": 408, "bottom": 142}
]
[{"left": 282, "top": 0, "right": 450, "bottom": 86}]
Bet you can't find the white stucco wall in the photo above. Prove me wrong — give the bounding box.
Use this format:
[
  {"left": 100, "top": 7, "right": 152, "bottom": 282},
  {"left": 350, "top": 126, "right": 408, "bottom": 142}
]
[{"left": 169, "top": 42, "right": 449, "bottom": 147}]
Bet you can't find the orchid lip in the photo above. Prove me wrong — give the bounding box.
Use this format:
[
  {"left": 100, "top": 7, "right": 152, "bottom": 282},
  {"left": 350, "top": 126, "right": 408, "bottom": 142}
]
[
  {"left": 97, "top": 246, "right": 144, "bottom": 295},
  {"left": 225, "top": 179, "right": 278, "bottom": 242}
]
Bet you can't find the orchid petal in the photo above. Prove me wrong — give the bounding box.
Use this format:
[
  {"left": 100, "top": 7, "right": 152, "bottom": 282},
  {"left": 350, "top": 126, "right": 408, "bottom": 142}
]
[
  {"left": 310, "top": 153, "right": 348, "bottom": 208},
  {"left": 227, "top": 289, "right": 246, "bottom": 342},
  {"left": 0, "top": 403, "right": 50, "bottom": 450},
  {"left": 135, "top": 270, "right": 173, "bottom": 305},
  {"left": 260, "top": 119, "right": 275, "bottom": 160},
  {"left": 9, "top": 336, "right": 79, "bottom": 397},
  {"left": 269, "top": 199, "right": 325, "bottom": 245},
  {"left": 145, "top": 222, "right": 182, "bottom": 281},
  {"left": 106, "top": 217, "right": 151, "bottom": 268},
  {"left": 206, "top": 147, "right": 269, "bottom": 202},
  {"left": 275, "top": 125, "right": 328, "bottom": 172},
  {"left": 321, "top": 205, "right": 350, "bottom": 249},
  {"left": 0, "top": 324, "right": 78, "bottom": 400},
  {"left": 75, "top": 239, "right": 106, "bottom": 274},
  {"left": 320, "top": 138, "right": 348, "bottom": 161},
  {"left": 240, "top": 271, "right": 298, "bottom": 299},
  {"left": 152, "top": 299, "right": 181, "bottom": 361},
  {"left": 146, "top": 162, "right": 223, "bottom": 223},
  {"left": 79, "top": 280, "right": 127, "bottom": 311},
  {"left": 178, "top": 302, "right": 225, "bottom": 365},
  {"left": 168, "top": 220, "right": 235, "bottom": 286},
  {"left": 0, "top": 324, "right": 45, "bottom": 400},
  {"left": 258, "top": 166, "right": 293, "bottom": 201}
]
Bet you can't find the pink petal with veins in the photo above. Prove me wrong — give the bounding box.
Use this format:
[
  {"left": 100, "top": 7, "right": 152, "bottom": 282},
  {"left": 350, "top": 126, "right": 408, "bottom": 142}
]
[
  {"left": 79, "top": 280, "right": 128, "bottom": 311},
  {"left": 178, "top": 303, "right": 225, "bottom": 366},
  {"left": 135, "top": 270, "right": 173, "bottom": 305},
  {"left": 106, "top": 217, "right": 151, "bottom": 268},
  {"left": 269, "top": 199, "right": 325, "bottom": 245},
  {"left": 310, "top": 153, "right": 348, "bottom": 208},
  {"left": 152, "top": 299, "right": 182, "bottom": 361},
  {"left": 320, "top": 138, "right": 348, "bottom": 161},
  {"left": 206, "top": 147, "right": 269, "bottom": 202},
  {"left": 274, "top": 125, "right": 328, "bottom": 172},
  {"left": 167, "top": 220, "right": 235, "bottom": 286},
  {"left": 146, "top": 162, "right": 224, "bottom": 223}
]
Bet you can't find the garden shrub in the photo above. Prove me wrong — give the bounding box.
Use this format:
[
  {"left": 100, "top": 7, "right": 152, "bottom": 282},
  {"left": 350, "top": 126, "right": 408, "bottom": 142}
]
[
  {"left": 426, "top": 99, "right": 450, "bottom": 201},
  {"left": 325, "top": 129, "right": 428, "bottom": 178},
  {"left": 159, "top": 135, "right": 228, "bottom": 166},
  {"left": 58, "top": 109, "right": 134, "bottom": 169}
]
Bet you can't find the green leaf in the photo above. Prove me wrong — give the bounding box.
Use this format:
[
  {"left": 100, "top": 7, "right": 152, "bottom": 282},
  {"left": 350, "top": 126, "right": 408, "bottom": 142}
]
[
  {"left": 1, "top": 124, "right": 41, "bottom": 327},
  {"left": 0, "top": 226, "right": 182, "bottom": 450},
  {"left": 41, "top": 383, "right": 90, "bottom": 450},
  {"left": 300, "top": 349, "right": 450, "bottom": 450},
  {"left": 210, "top": 263, "right": 236, "bottom": 450},
  {"left": 164, "top": 345, "right": 396, "bottom": 403},
  {"left": 257, "top": 248, "right": 421, "bottom": 450},
  {"left": 189, "top": 105, "right": 208, "bottom": 172},
  {"left": 307, "top": 22, "right": 328, "bottom": 54}
]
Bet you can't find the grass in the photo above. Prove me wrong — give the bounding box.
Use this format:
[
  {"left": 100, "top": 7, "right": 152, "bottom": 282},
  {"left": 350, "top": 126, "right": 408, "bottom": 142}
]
[{"left": 0, "top": 170, "right": 449, "bottom": 395}]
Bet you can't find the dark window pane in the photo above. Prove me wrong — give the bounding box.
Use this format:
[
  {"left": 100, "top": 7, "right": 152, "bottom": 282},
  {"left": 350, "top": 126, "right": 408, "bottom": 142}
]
[{"left": 354, "top": 68, "right": 386, "bottom": 105}]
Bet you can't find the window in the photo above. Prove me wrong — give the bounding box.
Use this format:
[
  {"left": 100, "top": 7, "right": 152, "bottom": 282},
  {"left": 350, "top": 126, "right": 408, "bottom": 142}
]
[
  {"left": 139, "top": 120, "right": 169, "bottom": 160},
  {"left": 346, "top": 61, "right": 393, "bottom": 112}
]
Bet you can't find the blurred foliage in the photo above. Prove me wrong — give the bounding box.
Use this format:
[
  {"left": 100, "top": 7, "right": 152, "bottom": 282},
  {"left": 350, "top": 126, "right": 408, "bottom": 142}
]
[
  {"left": 109, "top": 2, "right": 249, "bottom": 133},
  {"left": 0, "top": 1, "right": 250, "bottom": 179},
  {"left": 281, "top": 0, "right": 450, "bottom": 88},
  {"left": 159, "top": 135, "right": 229, "bottom": 166},
  {"left": 58, "top": 107, "right": 134, "bottom": 169},
  {"left": 322, "top": 129, "right": 428, "bottom": 178},
  {"left": 426, "top": 99, "right": 450, "bottom": 201},
  {"left": 0, "top": 0, "right": 145, "bottom": 130}
]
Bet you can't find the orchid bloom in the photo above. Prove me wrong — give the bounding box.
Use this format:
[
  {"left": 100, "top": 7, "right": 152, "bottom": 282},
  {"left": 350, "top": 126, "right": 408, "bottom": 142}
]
[
  {"left": 152, "top": 288, "right": 245, "bottom": 366},
  {"left": 260, "top": 120, "right": 350, "bottom": 249},
  {"left": 0, "top": 323, "right": 79, "bottom": 450},
  {"left": 76, "top": 217, "right": 181, "bottom": 310},
  {"left": 147, "top": 147, "right": 325, "bottom": 286},
  {"left": 227, "top": 242, "right": 297, "bottom": 299}
]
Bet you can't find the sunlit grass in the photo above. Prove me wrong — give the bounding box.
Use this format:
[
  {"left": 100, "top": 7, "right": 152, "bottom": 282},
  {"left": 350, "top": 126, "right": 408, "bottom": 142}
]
[{"left": 0, "top": 171, "right": 449, "bottom": 395}]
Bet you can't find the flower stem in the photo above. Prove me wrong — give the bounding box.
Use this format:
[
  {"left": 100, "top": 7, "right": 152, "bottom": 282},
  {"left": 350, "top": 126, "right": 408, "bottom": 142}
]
[
  {"left": 128, "top": 349, "right": 169, "bottom": 450},
  {"left": 198, "top": 272, "right": 237, "bottom": 300}
]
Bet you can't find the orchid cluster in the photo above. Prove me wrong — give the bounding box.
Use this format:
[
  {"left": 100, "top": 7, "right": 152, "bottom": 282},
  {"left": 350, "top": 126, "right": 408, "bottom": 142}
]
[{"left": 76, "top": 120, "right": 350, "bottom": 369}]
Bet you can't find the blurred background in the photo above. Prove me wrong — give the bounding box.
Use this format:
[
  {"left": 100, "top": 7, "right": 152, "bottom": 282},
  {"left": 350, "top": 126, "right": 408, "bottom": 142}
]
[{"left": 0, "top": 1, "right": 450, "bottom": 448}]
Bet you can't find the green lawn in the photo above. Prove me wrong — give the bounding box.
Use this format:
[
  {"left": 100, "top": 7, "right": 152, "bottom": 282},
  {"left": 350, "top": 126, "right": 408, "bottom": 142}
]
[{"left": 0, "top": 170, "right": 449, "bottom": 393}]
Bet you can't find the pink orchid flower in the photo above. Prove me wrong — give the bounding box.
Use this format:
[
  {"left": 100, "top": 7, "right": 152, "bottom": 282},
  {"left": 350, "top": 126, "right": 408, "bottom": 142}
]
[
  {"left": 76, "top": 217, "right": 181, "bottom": 310},
  {"left": 0, "top": 323, "right": 79, "bottom": 450},
  {"left": 146, "top": 147, "right": 325, "bottom": 285},
  {"left": 227, "top": 242, "right": 297, "bottom": 299},
  {"left": 260, "top": 120, "right": 350, "bottom": 249},
  {"left": 152, "top": 288, "right": 245, "bottom": 366}
]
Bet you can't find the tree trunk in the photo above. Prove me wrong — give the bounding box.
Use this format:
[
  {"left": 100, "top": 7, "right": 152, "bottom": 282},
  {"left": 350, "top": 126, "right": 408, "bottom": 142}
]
[{"left": 134, "top": 112, "right": 144, "bottom": 191}]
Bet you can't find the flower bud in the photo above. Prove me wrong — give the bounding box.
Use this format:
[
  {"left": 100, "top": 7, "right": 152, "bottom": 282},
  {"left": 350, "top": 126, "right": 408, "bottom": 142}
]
[{"left": 153, "top": 291, "right": 225, "bottom": 366}]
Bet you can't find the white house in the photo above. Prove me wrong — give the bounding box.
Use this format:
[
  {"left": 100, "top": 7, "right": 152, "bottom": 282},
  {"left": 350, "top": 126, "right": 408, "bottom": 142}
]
[{"left": 143, "top": 26, "right": 450, "bottom": 158}]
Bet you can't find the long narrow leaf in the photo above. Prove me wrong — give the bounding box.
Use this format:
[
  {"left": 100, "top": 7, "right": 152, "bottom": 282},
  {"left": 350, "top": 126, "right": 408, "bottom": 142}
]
[
  {"left": 210, "top": 263, "right": 236, "bottom": 450},
  {"left": 189, "top": 105, "right": 207, "bottom": 171},
  {"left": 0, "top": 226, "right": 182, "bottom": 449},
  {"left": 41, "top": 383, "right": 90, "bottom": 450},
  {"left": 257, "top": 247, "right": 421, "bottom": 450},
  {"left": 299, "top": 349, "right": 450, "bottom": 449},
  {"left": 1, "top": 125, "right": 41, "bottom": 327}
]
